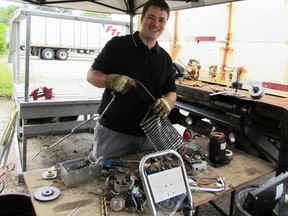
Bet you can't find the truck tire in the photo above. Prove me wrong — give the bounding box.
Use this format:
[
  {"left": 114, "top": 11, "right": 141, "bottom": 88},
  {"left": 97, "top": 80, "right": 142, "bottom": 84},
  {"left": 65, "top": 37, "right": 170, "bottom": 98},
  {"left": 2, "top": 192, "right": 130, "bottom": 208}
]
[
  {"left": 41, "top": 48, "right": 55, "bottom": 60},
  {"left": 31, "top": 47, "right": 38, "bottom": 56},
  {"left": 55, "top": 49, "right": 69, "bottom": 60}
]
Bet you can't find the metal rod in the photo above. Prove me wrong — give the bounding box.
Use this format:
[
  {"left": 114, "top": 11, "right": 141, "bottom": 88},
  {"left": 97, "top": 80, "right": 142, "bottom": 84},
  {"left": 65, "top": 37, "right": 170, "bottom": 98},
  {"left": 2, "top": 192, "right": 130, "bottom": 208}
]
[
  {"left": 32, "top": 91, "right": 116, "bottom": 160},
  {"left": 67, "top": 205, "right": 79, "bottom": 216},
  {"left": 32, "top": 114, "right": 99, "bottom": 160}
]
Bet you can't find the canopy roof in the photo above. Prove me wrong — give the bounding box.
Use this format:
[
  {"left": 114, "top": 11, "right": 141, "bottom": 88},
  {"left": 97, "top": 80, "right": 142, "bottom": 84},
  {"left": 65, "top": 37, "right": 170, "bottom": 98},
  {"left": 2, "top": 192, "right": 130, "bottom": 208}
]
[{"left": 9, "top": 0, "right": 244, "bottom": 15}]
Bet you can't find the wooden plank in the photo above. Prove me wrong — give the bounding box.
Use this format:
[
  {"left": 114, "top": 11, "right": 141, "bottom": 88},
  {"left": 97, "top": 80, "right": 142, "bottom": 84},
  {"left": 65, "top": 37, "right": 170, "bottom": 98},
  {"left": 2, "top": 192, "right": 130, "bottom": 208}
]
[
  {"left": 23, "top": 119, "right": 97, "bottom": 137},
  {"left": 14, "top": 84, "right": 104, "bottom": 103},
  {"left": 176, "top": 80, "right": 288, "bottom": 109},
  {"left": 191, "top": 148, "right": 276, "bottom": 206},
  {"left": 25, "top": 170, "right": 141, "bottom": 216},
  {"left": 19, "top": 103, "right": 100, "bottom": 119}
]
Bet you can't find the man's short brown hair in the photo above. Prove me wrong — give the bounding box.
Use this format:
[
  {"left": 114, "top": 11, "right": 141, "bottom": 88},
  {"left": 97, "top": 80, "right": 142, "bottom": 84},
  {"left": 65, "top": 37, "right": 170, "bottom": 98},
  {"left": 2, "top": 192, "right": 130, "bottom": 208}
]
[{"left": 142, "top": 0, "right": 170, "bottom": 18}]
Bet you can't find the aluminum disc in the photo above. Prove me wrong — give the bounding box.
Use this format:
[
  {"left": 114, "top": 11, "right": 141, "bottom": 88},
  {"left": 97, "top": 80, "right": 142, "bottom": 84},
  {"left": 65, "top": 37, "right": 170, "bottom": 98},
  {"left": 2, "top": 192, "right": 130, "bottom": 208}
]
[
  {"left": 109, "top": 196, "right": 125, "bottom": 211},
  {"left": 34, "top": 186, "right": 60, "bottom": 202},
  {"left": 41, "top": 170, "right": 58, "bottom": 180}
]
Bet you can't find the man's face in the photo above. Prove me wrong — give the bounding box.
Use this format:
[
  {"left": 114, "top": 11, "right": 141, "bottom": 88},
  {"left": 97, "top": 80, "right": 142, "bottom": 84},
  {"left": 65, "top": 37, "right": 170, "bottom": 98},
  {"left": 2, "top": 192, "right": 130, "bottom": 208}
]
[{"left": 141, "top": 5, "right": 168, "bottom": 42}]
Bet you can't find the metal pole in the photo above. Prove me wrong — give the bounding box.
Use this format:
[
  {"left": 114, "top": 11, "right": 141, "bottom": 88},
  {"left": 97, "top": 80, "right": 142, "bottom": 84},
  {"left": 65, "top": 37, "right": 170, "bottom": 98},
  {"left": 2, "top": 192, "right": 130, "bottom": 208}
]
[
  {"left": 24, "top": 15, "right": 31, "bottom": 102},
  {"left": 130, "top": 15, "right": 133, "bottom": 34}
]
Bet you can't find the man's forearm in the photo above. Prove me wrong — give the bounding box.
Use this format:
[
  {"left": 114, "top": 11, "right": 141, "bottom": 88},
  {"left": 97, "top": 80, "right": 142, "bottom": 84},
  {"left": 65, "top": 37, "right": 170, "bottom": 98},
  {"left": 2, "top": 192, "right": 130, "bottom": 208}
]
[{"left": 87, "top": 67, "right": 108, "bottom": 88}]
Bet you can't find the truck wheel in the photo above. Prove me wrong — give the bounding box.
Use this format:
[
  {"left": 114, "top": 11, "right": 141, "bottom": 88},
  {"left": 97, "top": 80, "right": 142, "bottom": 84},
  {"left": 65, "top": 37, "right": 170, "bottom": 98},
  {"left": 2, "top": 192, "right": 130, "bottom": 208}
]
[
  {"left": 31, "top": 47, "right": 38, "bottom": 56},
  {"left": 55, "top": 49, "right": 69, "bottom": 60},
  {"left": 41, "top": 48, "right": 55, "bottom": 60}
]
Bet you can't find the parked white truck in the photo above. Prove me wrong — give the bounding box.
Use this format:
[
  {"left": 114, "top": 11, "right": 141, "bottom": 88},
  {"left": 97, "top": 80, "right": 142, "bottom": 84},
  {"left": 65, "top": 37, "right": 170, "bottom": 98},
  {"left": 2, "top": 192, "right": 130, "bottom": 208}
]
[{"left": 12, "top": 9, "right": 129, "bottom": 60}]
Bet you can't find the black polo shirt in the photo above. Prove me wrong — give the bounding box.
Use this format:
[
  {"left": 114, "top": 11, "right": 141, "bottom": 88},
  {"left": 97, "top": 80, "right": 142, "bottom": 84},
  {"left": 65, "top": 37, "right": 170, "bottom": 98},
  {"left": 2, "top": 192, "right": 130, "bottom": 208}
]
[{"left": 91, "top": 31, "right": 176, "bottom": 136}]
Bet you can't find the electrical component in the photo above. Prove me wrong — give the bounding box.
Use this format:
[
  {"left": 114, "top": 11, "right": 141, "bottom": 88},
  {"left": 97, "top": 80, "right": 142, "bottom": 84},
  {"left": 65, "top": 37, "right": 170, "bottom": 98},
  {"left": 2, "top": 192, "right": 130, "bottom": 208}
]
[
  {"left": 249, "top": 84, "right": 265, "bottom": 99},
  {"left": 208, "top": 132, "right": 230, "bottom": 167},
  {"left": 192, "top": 160, "right": 208, "bottom": 171}
]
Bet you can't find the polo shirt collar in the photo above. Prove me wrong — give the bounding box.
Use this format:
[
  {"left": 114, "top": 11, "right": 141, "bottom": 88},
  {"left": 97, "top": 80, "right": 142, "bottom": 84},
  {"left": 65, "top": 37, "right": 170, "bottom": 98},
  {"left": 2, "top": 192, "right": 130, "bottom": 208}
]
[{"left": 132, "top": 31, "right": 159, "bottom": 53}]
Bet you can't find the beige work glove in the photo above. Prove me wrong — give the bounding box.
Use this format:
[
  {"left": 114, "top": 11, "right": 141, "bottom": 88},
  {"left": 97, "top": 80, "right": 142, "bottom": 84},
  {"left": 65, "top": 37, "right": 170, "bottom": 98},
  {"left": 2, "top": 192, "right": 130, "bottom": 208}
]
[
  {"left": 105, "top": 74, "right": 136, "bottom": 94},
  {"left": 151, "top": 97, "right": 174, "bottom": 118}
]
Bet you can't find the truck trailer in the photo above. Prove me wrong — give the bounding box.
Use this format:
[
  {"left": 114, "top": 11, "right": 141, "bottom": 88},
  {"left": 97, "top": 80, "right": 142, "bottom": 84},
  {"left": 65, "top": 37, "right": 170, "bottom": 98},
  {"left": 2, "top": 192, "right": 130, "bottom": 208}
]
[
  {"left": 154, "top": 0, "right": 288, "bottom": 174},
  {"left": 11, "top": 9, "right": 129, "bottom": 60}
]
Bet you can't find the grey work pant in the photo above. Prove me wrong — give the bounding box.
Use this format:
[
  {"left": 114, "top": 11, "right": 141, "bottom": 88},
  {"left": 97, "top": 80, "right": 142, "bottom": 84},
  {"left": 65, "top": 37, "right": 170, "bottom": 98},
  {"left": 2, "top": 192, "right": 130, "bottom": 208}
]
[{"left": 91, "top": 121, "right": 155, "bottom": 159}]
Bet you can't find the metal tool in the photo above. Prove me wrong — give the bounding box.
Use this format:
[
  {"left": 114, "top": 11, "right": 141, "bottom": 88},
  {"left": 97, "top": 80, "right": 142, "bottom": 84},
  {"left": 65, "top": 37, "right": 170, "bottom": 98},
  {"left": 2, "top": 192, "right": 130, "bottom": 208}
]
[
  {"left": 30, "top": 86, "right": 53, "bottom": 100},
  {"left": 104, "top": 160, "right": 128, "bottom": 167}
]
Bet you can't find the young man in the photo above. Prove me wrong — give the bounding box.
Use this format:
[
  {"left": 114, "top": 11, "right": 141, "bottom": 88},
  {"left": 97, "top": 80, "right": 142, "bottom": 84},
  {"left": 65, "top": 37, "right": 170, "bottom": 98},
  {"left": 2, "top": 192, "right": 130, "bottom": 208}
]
[{"left": 87, "top": 0, "right": 177, "bottom": 159}]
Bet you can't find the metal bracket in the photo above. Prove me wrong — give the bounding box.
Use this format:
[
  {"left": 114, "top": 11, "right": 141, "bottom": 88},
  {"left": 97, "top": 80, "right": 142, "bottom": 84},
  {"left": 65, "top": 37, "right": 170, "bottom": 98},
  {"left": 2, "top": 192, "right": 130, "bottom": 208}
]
[{"left": 139, "top": 149, "right": 194, "bottom": 215}]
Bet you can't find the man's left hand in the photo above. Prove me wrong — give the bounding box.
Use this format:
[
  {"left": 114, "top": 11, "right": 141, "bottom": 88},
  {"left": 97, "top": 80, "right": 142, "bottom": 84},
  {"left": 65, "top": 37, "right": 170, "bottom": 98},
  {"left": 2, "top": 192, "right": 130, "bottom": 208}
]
[{"left": 151, "top": 97, "right": 174, "bottom": 118}]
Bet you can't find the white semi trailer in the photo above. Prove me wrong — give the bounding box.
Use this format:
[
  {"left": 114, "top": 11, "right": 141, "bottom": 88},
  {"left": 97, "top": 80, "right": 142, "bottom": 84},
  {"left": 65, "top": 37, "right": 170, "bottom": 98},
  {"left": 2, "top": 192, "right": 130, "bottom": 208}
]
[{"left": 11, "top": 9, "right": 129, "bottom": 60}]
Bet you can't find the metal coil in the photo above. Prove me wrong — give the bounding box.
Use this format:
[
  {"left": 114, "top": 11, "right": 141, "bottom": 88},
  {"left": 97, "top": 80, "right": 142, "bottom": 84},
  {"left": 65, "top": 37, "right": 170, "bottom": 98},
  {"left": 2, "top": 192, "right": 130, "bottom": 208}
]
[
  {"left": 137, "top": 81, "right": 185, "bottom": 151},
  {"left": 140, "top": 111, "right": 185, "bottom": 151}
]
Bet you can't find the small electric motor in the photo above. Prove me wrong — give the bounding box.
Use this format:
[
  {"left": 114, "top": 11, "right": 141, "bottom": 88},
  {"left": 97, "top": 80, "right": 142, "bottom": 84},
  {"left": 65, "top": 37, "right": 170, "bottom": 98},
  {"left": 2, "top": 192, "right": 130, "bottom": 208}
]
[{"left": 208, "top": 132, "right": 230, "bottom": 167}]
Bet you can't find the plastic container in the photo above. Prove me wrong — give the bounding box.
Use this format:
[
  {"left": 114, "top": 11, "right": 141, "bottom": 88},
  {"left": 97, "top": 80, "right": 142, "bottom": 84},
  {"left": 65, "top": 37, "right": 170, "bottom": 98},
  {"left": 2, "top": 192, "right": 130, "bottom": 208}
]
[
  {"left": 233, "top": 185, "right": 259, "bottom": 216},
  {"left": 0, "top": 193, "right": 36, "bottom": 216}
]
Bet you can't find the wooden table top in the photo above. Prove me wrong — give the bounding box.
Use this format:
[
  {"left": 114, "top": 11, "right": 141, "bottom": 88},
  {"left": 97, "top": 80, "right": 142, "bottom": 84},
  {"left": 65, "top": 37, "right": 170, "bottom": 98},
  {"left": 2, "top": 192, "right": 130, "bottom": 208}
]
[{"left": 24, "top": 148, "right": 275, "bottom": 216}]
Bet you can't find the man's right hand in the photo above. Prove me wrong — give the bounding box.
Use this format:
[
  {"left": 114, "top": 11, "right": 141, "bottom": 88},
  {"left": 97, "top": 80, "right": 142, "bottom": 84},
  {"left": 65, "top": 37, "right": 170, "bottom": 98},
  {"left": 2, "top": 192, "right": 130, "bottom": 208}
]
[{"left": 105, "top": 74, "right": 136, "bottom": 94}]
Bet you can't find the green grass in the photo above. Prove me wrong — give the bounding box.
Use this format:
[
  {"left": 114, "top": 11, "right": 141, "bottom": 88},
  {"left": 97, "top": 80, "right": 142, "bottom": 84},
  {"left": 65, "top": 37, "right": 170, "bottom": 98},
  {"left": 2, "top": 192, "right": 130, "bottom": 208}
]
[{"left": 0, "top": 60, "right": 13, "bottom": 98}]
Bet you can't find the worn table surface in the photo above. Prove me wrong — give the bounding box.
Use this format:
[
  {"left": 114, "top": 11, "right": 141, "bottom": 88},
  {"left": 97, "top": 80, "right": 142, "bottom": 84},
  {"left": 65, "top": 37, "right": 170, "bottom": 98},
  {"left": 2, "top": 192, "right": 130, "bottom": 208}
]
[
  {"left": 176, "top": 80, "right": 288, "bottom": 110},
  {"left": 24, "top": 148, "right": 276, "bottom": 216}
]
